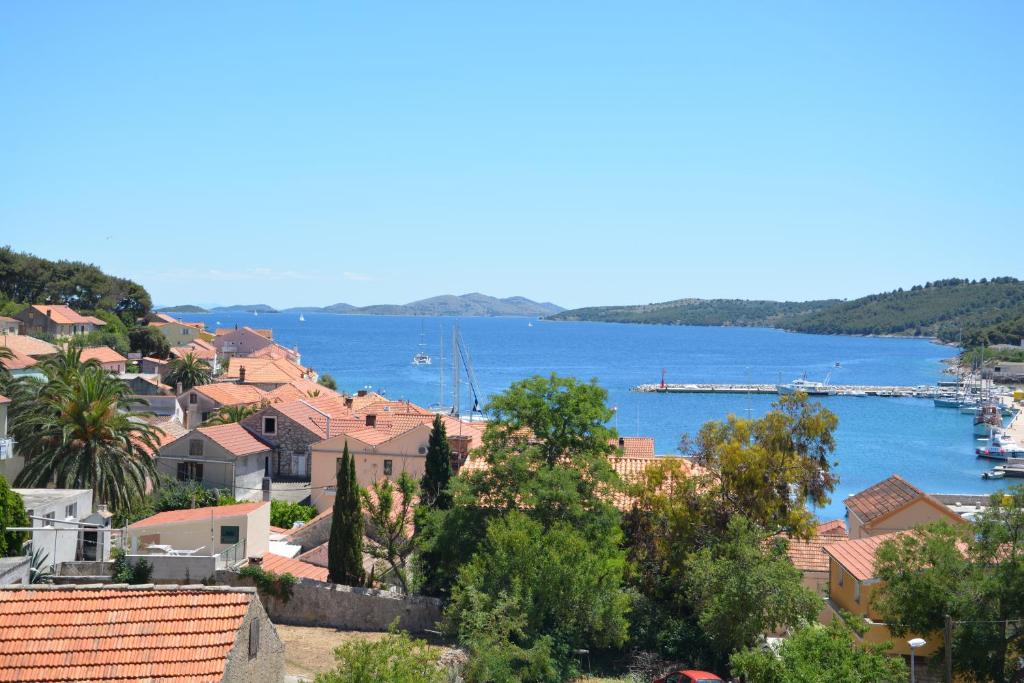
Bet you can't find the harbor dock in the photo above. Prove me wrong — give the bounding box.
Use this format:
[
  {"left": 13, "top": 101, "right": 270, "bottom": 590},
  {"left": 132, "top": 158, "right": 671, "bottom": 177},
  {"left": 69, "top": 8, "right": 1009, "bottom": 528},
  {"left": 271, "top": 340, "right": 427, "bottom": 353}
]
[{"left": 631, "top": 383, "right": 938, "bottom": 398}]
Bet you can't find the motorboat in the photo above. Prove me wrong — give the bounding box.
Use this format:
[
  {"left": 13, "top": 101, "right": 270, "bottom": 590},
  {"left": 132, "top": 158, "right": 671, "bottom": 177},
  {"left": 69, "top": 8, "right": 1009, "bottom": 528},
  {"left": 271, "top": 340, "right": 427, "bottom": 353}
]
[
  {"left": 974, "top": 404, "right": 1004, "bottom": 436},
  {"left": 413, "top": 351, "right": 432, "bottom": 366},
  {"left": 777, "top": 372, "right": 834, "bottom": 396},
  {"left": 982, "top": 468, "right": 1006, "bottom": 480},
  {"left": 934, "top": 395, "right": 959, "bottom": 408},
  {"left": 976, "top": 432, "right": 1024, "bottom": 460}
]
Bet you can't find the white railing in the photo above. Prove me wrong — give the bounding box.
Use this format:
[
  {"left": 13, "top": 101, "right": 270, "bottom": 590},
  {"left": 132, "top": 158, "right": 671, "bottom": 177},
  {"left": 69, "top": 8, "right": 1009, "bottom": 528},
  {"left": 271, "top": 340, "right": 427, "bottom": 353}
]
[{"left": 0, "top": 437, "right": 15, "bottom": 460}]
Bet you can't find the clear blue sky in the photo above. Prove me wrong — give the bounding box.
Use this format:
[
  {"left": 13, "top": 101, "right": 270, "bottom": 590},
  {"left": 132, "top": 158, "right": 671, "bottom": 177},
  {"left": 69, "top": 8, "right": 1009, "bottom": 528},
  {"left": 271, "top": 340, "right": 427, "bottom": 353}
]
[{"left": 1, "top": 2, "right": 1021, "bottom": 309}]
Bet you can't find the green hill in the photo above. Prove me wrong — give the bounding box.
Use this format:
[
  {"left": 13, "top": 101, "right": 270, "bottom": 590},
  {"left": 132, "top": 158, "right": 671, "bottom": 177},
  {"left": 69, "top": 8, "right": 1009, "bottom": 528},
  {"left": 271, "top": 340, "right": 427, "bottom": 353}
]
[
  {"left": 549, "top": 298, "right": 837, "bottom": 327},
  {"left": 549, "top": 278, "right": 1024, "bottom": 346}
]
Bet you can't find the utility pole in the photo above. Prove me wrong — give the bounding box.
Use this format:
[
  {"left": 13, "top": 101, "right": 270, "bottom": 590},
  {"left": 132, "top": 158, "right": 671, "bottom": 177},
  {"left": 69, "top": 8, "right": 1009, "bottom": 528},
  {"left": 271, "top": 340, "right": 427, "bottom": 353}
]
[{"left": 944, "top": 614, "right": 953, "bottom": 683}]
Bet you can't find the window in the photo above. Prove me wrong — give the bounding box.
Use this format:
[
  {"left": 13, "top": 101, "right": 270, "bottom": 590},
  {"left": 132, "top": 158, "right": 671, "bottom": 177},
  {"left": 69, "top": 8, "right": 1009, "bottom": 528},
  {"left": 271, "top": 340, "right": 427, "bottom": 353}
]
[
  {"left": 838, "top": 566, "right": 845, "bottom": 587},
  {"left": 220, "top": 525, "right": 240, "bottom": 544},
  {"left": 249, "top": 619, "right": 260, "bottom": 658},
  {"left": 263, "top": 417, "right": 277, "bottom": 435},
  {"left": 201, "top": 411, "right": 211, "bottom": 422},
  {"left": 189, "top": 439, "right": 204, "bottom": 456},
  {"left": 177, "top": 461, "right": 204, "bottom": 482},
  {"left": 65, "top": 503, "right": 77, "bottom": 519},
  {"left": 43, "top": 511, "right": 55, "bottom": 527},
  {"left": 189, "top": 392, "right": 198, "bottom": 404},
  {"left": 383, "top": 459, "right": 393, "bottom": 476},
  {"left": 854, "top": 580, "right": 861, "bottom": 604}
]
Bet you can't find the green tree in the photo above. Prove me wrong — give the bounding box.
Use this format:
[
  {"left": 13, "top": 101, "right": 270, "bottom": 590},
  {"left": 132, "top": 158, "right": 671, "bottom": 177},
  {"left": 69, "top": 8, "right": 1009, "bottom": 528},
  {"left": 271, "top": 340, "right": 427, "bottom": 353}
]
[
  {"left": 318, "top": 373, "right": 338, "bottom": 391},
  {"left": 873, "top": 490, "right": 1024, "bottom": 683},
  {"left": 204, "top": 403, "right": 259, "bottom": 425},
  {"left": 128, "top": 327, "right": 170, "bottom": 359},
  {"left": 14, "top": 358, "right": 161, "bottom": 515},
  {"left": 0, "top": 475, "right": 29, "bottom": 556},
  {"left": 270, "top": 500, "right": 317, "bottom": 529},
  {"left": 314, "top": 628, "right": 446, "bottom": 683},
  {"left": 685, "top": 517, "right": 822, "bottom": 670},
  {"left": 446, "top": 511, "right": 629, "bottom": 681},
  {"left": 730, "top": 619, "right": 907, "bottom": 683},
  {"left": 362, "top": 472, "right": 416, "bottom": 592},
  {"left": 328, "top": 443, "right": 364, "bottom": 586},
  {"left": 164, "top": 352, "right": 212, "bottom": 391},
  {"left": 420, "top": 414, "right": 453, "bottom": 509}
]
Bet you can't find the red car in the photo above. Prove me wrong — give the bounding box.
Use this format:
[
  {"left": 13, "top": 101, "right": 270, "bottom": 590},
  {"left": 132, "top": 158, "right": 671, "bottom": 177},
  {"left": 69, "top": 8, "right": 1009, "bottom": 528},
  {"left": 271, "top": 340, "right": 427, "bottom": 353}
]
[{"left": 653, "top": 671, "right": 724, "bottom": 683}]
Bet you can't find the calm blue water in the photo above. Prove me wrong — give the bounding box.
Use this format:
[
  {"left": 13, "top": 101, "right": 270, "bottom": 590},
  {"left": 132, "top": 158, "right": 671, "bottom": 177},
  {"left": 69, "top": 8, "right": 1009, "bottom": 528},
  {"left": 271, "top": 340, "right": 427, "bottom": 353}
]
[{"left": 185, "top": 312, "right": 998, "bottom": 520}]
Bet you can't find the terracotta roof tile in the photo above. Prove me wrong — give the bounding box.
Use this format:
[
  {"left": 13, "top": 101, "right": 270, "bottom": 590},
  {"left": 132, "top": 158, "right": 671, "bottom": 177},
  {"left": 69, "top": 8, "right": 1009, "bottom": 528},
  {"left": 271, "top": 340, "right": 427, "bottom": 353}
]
[
  {"left": 0, "top": 395, "right": 9, "bottom": 405},
  {"left": 268, "top": 396, "right": 354, "bottom": 439},
  {"left": 79, "top": 346, "right": 127, "bottom": 365},
  {"left": 129, "top": 502, "right": 267, "bottom": 529},
  {"left": 823, "top": 531, "right": 905, "bottom": 581},
  {"left": 27, "top": 304, "right": 98, "bottom": 326},
  {"left": 0, "top": 585, "right": 253, "bottom": 682},
  {"left": 260, "top": 553, "right": 329, "bottom": 582},
  {"left": 0, "top": 334, "right": 59, "bottom": 357},
  {"left": 223, "top": 357, "right": 310, "bottom": 385},
  {"left": 778, "top": 521, "right": 848, "bottom": 573},
  {"left": 611, "top": 436, "right": 655, "bottom": 458},
  {"left": 845, "top": 475, "right": 924, "bottom": 524},
  {"left": 0, "top": 349, "right": 37, "bottom": 371},
  {"left": 190, "top": 383, "right": 268, "bottom": 407},
  {"left": 267, "top": 380, "right": 342, "bottom": 404},
  {"left": 195, "top": 423, "right": 271, "bottom": 457}
]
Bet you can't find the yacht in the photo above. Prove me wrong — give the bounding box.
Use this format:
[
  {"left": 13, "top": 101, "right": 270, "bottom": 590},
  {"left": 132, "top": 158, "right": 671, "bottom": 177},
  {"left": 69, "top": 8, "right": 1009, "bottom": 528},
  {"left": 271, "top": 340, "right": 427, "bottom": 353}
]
[
  {"left": 413, "top": 351, "right": 432, "bottom": 366},
  {"left": 976, "top": 431, "right": 1024, "bottom": 460},
  {"left": 777, "top": 372, "right": 834, "bottom": 396},
  {"left": 973, "top": 404, "right": 1003, "bottom": 436}
]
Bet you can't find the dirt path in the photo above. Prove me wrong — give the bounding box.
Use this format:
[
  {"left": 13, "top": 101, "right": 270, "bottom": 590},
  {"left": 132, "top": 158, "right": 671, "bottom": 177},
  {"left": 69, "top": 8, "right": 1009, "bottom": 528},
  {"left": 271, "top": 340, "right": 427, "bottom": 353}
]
[{"left": 276, "top": 624, "right": 391, "bottom": 678}]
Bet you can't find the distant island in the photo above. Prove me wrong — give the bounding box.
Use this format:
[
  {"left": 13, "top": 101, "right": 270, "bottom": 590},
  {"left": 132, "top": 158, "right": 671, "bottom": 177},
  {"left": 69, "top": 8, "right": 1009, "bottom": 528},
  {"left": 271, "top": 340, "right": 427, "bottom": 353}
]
[
  {"left": 159, "top": 293, "right": 563, "bottom": 319},
  {"left": 549, "top": 278, "right": 1024, "bottom": 347}
]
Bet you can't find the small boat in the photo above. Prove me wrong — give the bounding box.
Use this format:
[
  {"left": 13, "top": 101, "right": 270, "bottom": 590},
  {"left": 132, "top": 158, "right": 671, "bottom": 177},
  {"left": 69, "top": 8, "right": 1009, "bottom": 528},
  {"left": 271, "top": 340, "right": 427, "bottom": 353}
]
[
  {"left": 933, "top": 396, "right": 959, "bottom": 408},
  {"left": 528, "top": 322, "right": 533, "bottom": 328},
  {"left": 973, "top": 404, "right": 1003, "bottom": 436},
  {"left": 848, "top": 390, "right": 867, "bottom": 397},
  {"left": 976, "top": 432, "right": 1024, "bottom": 459},
  {"left": 413, "top": 351, "right": 432, "bottom": 366},
  {"left": 777, "top": 372, "right": 834, "bottom": 396},
  {"left": 834, "top": 361, "right": 841, "bottom": 368},
  {"left": 299, "top": 314, "right": 305, "bottom": 322},
  {"left": 982, "top": 469, "right": 1006, "bottom": 480},
  {"left": 959, "top": 402, "right": 980, "bottom": 414}
]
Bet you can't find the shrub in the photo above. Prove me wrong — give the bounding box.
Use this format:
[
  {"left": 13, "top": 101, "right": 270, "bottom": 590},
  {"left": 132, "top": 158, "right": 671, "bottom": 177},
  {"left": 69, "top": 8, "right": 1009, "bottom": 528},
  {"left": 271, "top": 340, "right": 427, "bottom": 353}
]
[
  {"left": 238, "top": 564, "right": 297, "bottom": 603},
  {"left": 270, "top": 500, "right": 317, "bottom": 529},
  {"left": 110, "top": 547, "right": 153, "bottom": 584},
  {"left": 313, "top": 627, "right": 446, "bottom": 683}
]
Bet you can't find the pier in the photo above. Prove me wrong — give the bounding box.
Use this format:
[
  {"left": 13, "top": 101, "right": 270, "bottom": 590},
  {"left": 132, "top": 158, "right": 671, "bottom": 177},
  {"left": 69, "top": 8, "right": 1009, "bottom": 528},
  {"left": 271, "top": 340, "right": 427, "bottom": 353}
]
[{"left": 631, "top": 383, "right": 939, "bottom": 398}]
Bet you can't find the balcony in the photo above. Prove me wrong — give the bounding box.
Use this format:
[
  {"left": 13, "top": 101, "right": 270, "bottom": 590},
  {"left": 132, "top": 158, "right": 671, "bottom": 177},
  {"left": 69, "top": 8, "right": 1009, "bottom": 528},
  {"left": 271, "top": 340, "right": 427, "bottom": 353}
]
[{"left": 0, "top": 437, "right": 15, "bottom": 460}]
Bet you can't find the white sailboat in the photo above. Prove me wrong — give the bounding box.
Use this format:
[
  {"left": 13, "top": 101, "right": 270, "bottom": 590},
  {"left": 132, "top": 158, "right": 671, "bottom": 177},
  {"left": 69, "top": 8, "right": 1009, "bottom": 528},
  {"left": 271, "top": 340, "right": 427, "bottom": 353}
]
[
  {"left": 413, "top": 322, "right": 432, "bottom": 365},
  {"left": 299, "top": 313, "right": 305, "bottom": 322}
]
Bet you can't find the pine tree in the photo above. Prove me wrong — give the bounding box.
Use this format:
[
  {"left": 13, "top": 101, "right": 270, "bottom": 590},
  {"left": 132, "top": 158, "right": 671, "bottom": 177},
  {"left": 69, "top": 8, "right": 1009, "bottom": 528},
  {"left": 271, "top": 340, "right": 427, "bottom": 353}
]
[
  {"left": 327, "top": 442, "right": 364, "bottom": 586},
  {"left": 420, "top": 415, "right": 453, "bottom": 509}
]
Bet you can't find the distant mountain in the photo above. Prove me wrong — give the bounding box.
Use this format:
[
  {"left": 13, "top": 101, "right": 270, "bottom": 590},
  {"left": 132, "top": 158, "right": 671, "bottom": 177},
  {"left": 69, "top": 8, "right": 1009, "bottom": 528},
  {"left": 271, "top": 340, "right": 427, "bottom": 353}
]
[
  {"left": 279, "top": 294, "right": 562, "bottom": 318},
  {"left": 210, "top": 304, "right": 279, "bottom": 313},
  {"left": 548, "top": 277, "right": 1024, "bottom": 346},
  {"left": 158, "top": 304, "right": 209, "bottom": 313}
]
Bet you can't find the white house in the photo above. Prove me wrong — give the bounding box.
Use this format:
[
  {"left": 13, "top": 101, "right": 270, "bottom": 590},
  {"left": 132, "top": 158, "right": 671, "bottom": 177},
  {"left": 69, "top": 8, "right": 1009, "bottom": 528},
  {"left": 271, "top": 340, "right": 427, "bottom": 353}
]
[
  {"left": 127, "top": 501, "right": 271, "bottom": 559},
  {"left": 14, "top": 489, "right": 101, "bottom": 569}
]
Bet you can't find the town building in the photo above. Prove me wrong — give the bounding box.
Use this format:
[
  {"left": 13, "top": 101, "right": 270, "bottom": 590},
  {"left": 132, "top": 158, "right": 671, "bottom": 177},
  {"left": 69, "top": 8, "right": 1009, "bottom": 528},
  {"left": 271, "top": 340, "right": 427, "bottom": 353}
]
[
  {"left": 0, "top": 395, "right": 20, "bottom": 482},
  {"left": 178, "top": 382, "right": 269, "bottom": 429},
  {"left": 14, "top": 304, "right": 105, "bottom": 337},
  {"left": 156, "top": 424, "right": 272, "bottom": 500},
  {"left": 78, "top": 345, "right": 128, "bottom": 373},
  {"left": 14, "top": 489, "right": 108, "bottom": 568},
  {"left": 0, "top": 584, "right": 284, "bottom": 683},
  {"left": 222, "top": 356, "right": 314, "bottom": 390},
  {"left": 0, "top": 316, "right": 20, "bottom": 335},
  {"left": 128, "top": 501, "right": 271, "bottom": 559},
  {"left": 214, "top": 326, "right": 276, "bottom": 358},
  {"left": 778, "top": 519, "right": 848, "bottom": 595},
  {"left": 0, "top": 333, "right": 59, "bottom": 359},
  {"left": 844, "top": 474, "right": 965, "bottom": 539},
  {"left": 147, "top": 312, "right": 206, "bottom": 347}
]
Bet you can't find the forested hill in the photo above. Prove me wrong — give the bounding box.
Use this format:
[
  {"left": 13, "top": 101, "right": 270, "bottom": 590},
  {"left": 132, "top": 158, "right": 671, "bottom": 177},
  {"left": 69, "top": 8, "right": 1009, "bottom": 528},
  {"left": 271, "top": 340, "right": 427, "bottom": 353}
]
[
  {"left": 549, "top": 278, "right": 1024, "bottom": 346},
  {"left": 0, "top": 246, "right": 152, "bottom": 320},
  {"left": 782, "top": 277, "right": 1024, "bottom": 345},
  {"left": 548, "top": 298, "right": 838, "bottom": 327}
]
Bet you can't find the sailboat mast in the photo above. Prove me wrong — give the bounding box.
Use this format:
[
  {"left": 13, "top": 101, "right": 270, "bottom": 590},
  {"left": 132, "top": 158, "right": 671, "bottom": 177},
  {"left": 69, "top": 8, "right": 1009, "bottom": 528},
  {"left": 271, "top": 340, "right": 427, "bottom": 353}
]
[{"left": 452, "top": 324, "right": 460, "bottom": 417}]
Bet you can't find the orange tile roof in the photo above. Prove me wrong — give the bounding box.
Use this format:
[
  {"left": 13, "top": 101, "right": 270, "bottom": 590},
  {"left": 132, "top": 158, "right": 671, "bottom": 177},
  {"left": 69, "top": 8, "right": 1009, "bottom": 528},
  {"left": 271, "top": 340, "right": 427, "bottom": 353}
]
[
  {"left": 269, "top": 396, "right": 355, "bottom": 439},
  {"left": 27, "top": 304, "right": 98, "bottom": 326},
  {"left": 611, "top": 436, "right": 655, "bottom": 458},
  {"left": 82, "top": 315, "right": 107, "bottom": 326},
  {"left": 215, "top": 326, "right": 273, "bottom": 339},
  {"left": 190, "top": 382, "right": 268, "bottom": 406},
  {"left": 778, "top": 521, "right": 848, "bottom": 574},
  {"left": 0, "top": 395, "right": 9, "bottom": 405},
  {"left": 129, "top": 502, "right": 267, "bottom": 529},
  {"left": 79, "top": 346, "right": 127, "bottom": 365},
  {"left": 170, "top": 343, "right": 217, "bottom": 361},
  {"left": 823, "top": 531, "right": 905, "bottom": 581},
  {"left": 267, "top": 379, "right": 340, "bottom": 403},
  {"left": 0, "top": 334, "right": 59, "bottom": 357},
  {"left": 223, "top": 357, "right": 310, "bottom": 385},
  {"left": 195, "top": 423, "right": 271, "bottom": 457},
  {"left": 817, "top": 519, "right": 848, "bottom": 537},
  {"left": 348, "top": 391, "right": 389, "bottom": 411},
  {"left": 0, "top": 316, "right": 18, "bottom": 324},
  {"left": 845, "top": 475, "right": 925, "bottom": 524},
  {"left": 0, "top": 584, "right": 254, "bottom": 682},
  {"left": 0, "top": 349, "right": 37, "bottom": 371},
  {"left": 260, "top": 553, "right": 329, "bottom": 582},
  {"left": 248, "top": 343, "right": 298, "bottom": 361}
]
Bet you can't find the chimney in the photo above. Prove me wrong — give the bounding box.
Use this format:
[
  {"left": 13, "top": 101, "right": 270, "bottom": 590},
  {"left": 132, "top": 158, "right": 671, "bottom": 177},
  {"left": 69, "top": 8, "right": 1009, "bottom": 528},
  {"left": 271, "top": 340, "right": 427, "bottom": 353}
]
[
  {"left": 239, "top": 366, "right": 246, "bottom": 383},
  {"left": 618, "top": 437, "right": 625, "bottom": 447},
  {"left": 262, "top": 476, "right": 272, "bottom": 502},
  {"left": 365, "top": 414, "right": 376, "bottom": 428},
  {"left": 344, "top": 397, "right": 353, "bottom": 408},
  {"left": 357, "top": 389, "right": 367, "bottom": 397},
  {"left": 176, "top": 381, "right": 183, "bottom": 395}
]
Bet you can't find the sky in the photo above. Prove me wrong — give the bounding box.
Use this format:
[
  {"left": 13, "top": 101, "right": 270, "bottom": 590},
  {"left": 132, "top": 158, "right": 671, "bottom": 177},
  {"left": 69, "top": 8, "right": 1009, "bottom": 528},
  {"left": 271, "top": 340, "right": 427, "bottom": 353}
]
[{"left": 1, "top": 2, "right": 1022, "bottom": 310}]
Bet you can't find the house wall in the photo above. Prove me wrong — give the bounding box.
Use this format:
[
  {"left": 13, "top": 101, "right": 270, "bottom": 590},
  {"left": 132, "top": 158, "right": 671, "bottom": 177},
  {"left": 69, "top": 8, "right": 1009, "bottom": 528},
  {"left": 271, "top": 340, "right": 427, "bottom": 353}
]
[
  {"left": 99, "top": 360, "right": 126, "bottom": 373},
  {"left": 14, "top": 309, "right": 98, "bottom": 337},
  {"left": 157, "top": 433, "right": 270, "bottom": 501},
  {"left": 18, "top": 490, "right": 94, "bottom": 569},
  {"left": 154, "top": 322, "right": 200, "bottom": 347},
  {"left": 0, "top": 320, "right": 19, "bottom": 335},
  {"left": 129, "top": 504, "right": 270, "bottom": 557},
  {"left": 856, "top": 500, "right": 960, "bottom": 538},
  {"left": 310, "top": 427, "right": 431, "bottom": 512},
  {"left": 240, "top": 408, "right": 319, "bottom": 479},
  {"left": 222, "top": 597, "right": 285, "bottom": 683},
  {"left": 216, "top": 329, "right": 274, "bottom": 357},
  {"left": 827, "top": 557, "right": 941, "bottom": 657}
]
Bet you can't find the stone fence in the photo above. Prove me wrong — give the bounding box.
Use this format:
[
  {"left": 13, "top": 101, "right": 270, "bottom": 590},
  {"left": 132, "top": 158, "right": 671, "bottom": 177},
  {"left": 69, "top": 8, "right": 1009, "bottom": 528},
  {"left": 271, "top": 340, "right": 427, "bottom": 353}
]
[{"left": 218, "top": 571, "right": 443, "bottom": 633}]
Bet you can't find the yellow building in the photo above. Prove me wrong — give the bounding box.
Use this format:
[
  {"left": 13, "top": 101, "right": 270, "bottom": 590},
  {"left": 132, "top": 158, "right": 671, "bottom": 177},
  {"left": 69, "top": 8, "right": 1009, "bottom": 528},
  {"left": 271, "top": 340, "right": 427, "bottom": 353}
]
[{"left": 845, "top": 474, "right": 965, "bottom": 539}]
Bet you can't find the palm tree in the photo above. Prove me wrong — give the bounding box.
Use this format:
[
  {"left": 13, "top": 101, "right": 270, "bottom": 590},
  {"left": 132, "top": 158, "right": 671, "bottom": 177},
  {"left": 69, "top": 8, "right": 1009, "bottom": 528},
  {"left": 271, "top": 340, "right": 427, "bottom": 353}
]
[
  {"left": 204, "top": 403, "right": 258, "bottom": 425},
  {"left": 15, "top": 363, "right": 161, "bottom": 514},
  {"left": 164, "top": 352, "right": 213, "bottom": 391},
  {"left": 0, "top": 345, "right": 15, "bottom": 380}
]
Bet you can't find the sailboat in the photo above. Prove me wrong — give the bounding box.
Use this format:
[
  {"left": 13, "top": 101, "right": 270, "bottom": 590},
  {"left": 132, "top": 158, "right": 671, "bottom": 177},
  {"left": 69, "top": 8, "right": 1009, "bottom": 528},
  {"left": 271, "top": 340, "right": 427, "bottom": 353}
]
[
  {"left": 413, "top": 322, "right": 432, "bottom": 365},
  {"left": 299, "top": 313, "right": 305, "bottom": 322}
]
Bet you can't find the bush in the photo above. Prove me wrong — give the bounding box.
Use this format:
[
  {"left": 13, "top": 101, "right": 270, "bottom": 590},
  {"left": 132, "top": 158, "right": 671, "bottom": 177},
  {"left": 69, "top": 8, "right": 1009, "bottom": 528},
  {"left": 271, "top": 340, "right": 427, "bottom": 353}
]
[
  {"left": 110, "top": 548, "right": 153, "bottom": 584},
  {"left": 313, "top": 627, "right": 446, "bottom": 683},
  {"left": 238, "top": 564, "right": 297, "bottom": 603},
  {"left": 271, "top": 500, "right": 317, "bottom": 529}
]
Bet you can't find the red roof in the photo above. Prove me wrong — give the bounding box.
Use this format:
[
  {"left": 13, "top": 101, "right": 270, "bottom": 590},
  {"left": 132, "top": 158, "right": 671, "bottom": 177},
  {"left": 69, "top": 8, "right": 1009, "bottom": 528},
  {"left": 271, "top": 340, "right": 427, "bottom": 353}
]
[
  {"left": 27, "top": 304, "right": 100, "bottom": 326},
  {"left": 0, "top": 395, "right": 9, "bottom": 405},
  {"left": 129, "top": 502, "right": 267, "bottom": 529},
  {"left": 612, "top": 436, "right": 656, "bottom": 458},
  {"left": 0, "top": 334, "right": 59, "bottom": 357},
  {"left": 196, "top": 423, "right": 271, "bottom": 457},
  {"left": 260, "top": 553, "right": 328, "bottom": 582},
  {"left": 79, "top": 346, "right": 127, "bottom": 365},
  {"left": 189, "top": 382, "right": 268, "bottom": 406},
  {"left": 0, "top": 349, "right": 36, "bottom": 371},
  {"left": 0, "top": 584, "right": 255, "bottom": 682},
  {"left": 822, "top": 531, "right": 904, "bottom": 581},
  {"left": 845, "top": 475, "right": 925, "bottom": 524},
  {"left": 268, "top": 396, "right": 355, "bottom": 439},
  {"left": 780, "top": 521, "right": 848, "bottom": 574},
  {"left": 223, "top": 357, "right": 310, "bottom": 385}
]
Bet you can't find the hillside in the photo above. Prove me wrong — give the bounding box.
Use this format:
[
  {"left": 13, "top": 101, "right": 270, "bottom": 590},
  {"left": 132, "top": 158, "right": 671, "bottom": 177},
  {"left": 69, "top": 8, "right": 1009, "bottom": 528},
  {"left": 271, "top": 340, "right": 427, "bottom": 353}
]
[
  {"left": 781, "top": 277, "right": 1024, "bottom": 345},
  {"left": 157, "top": 304, "right": 208, "bottom": 313},
  {"left": 281, "top": 294, "right": 562, "bottom": 318},
  {"left": 550, "top": 298, "right": 837, "bottom": 327},
  {"left": 548, "top": 278, "right": 1024, "bottom": 346},
  {"left": 210, "top": 304, "right": 280, "bottom": 313}
]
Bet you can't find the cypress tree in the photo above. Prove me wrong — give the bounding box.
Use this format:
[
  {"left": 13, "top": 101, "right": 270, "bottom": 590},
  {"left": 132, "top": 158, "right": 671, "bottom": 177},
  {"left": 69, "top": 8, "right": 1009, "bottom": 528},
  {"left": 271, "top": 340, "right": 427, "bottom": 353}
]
[
  {"left": 420, "top": 415, "right": 453, "bottom": 509},
  {"left": 327, "top": 442, "right": 364, "bottom": 586}
]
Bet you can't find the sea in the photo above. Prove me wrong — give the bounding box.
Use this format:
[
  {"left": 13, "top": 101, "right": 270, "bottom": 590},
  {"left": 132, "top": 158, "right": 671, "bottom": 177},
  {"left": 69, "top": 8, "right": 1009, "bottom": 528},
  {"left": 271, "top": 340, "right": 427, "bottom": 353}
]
[{"left": 181, "top": 311, "right": 1003, "bottom": 520}]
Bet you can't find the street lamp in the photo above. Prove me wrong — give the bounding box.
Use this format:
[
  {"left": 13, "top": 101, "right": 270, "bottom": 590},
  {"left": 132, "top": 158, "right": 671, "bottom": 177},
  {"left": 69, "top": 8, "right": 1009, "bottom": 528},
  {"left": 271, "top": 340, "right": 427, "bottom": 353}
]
[{"left": 908, "top": 637, "right": 926, "bottom": 683}]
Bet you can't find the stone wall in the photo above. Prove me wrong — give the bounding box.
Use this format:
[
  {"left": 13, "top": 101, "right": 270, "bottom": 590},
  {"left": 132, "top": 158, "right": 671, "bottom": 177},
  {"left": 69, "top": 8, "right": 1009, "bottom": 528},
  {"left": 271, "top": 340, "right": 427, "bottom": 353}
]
[
  {"left": 283, "top": 510, "right": 332, "bottom": 551},
  {"left": 0, "top": 557, "right": 29, "bottom": 585},
  {"left": 222, "top": 596, "right": 286, "bottom": 683},
  {"left": 241, "top": 408, "right": 319, "bottom": 479},
  {"left": 219, "top": 571, "right": 443, "bottom": 633}
]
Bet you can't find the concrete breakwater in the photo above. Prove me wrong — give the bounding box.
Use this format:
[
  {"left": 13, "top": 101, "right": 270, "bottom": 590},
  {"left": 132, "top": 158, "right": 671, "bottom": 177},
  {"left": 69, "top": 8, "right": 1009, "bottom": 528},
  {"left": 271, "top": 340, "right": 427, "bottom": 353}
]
[{"left": 631, "top": 383, "right": 939, "bottom": 398}]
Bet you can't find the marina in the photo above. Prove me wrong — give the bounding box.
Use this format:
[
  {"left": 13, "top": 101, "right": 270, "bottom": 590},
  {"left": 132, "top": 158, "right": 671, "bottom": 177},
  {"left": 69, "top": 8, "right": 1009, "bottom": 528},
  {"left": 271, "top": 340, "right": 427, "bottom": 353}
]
[{"left": 631, "top": 382, "right": 941, "bottom": 397}]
